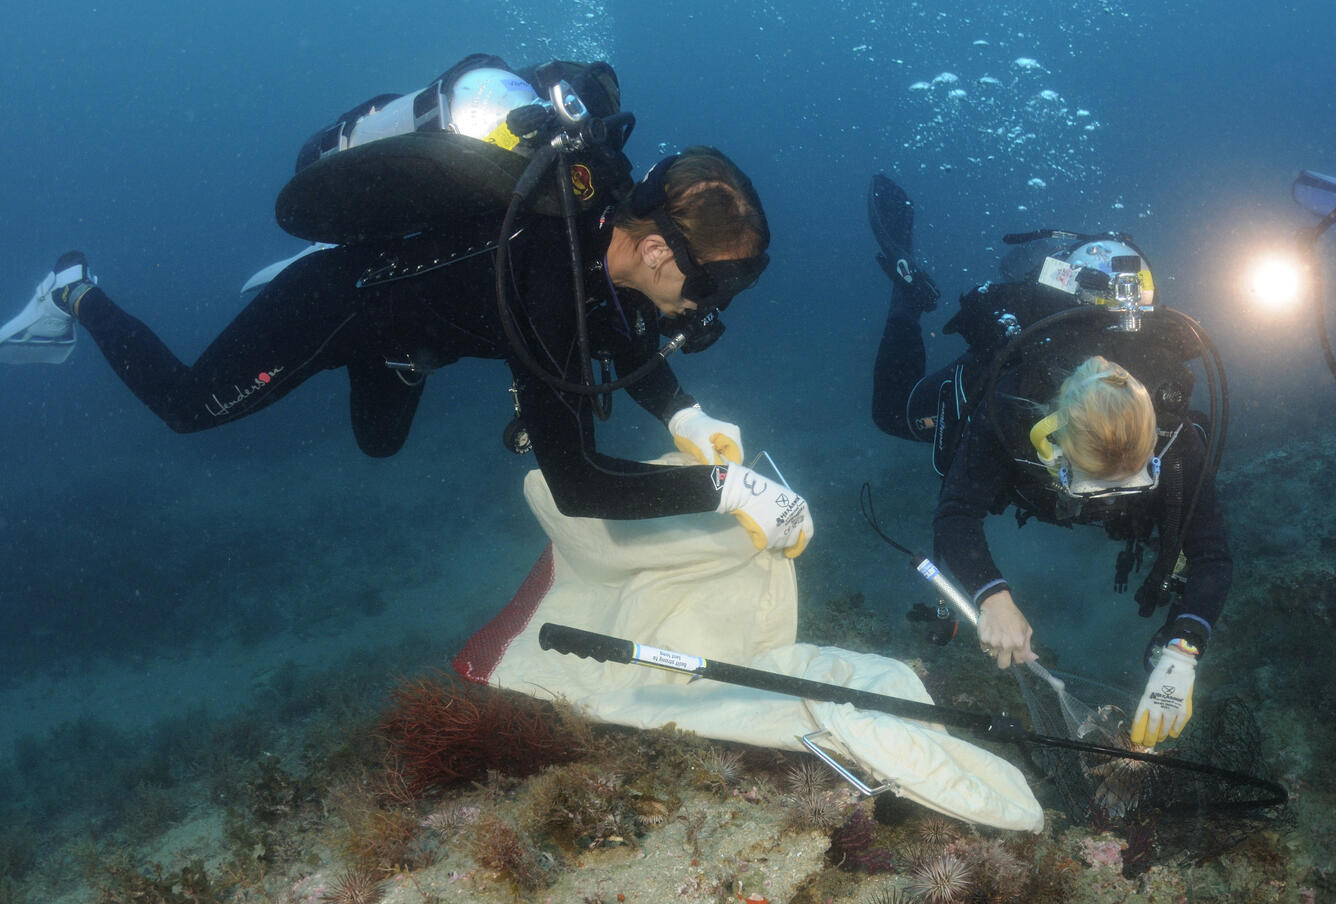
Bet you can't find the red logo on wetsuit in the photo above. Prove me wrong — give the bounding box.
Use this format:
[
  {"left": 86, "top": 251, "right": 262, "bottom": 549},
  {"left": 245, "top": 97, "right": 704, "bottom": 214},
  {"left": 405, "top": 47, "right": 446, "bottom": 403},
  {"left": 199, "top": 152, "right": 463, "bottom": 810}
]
[
  {"left": 569, "top": 164, "right": 595, "bottom": 201},
  {"left": 205, "top": 366, "right": 283, "bottom": 417}
]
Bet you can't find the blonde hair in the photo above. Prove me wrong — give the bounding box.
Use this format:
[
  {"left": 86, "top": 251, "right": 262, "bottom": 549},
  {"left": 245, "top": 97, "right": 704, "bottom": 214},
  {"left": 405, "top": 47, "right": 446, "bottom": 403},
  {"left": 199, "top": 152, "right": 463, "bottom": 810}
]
[{"left": 1052, "top": 356, "right": 1157, "bottom": 479}]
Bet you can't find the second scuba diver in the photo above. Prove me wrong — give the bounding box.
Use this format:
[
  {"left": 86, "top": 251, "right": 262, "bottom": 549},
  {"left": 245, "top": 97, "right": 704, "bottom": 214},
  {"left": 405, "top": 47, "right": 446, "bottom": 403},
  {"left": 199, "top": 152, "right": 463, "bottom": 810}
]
[
  {"left": 3, "top": 56, "right": 813, "bottom": 556},
  {"left": 867, "top": 174, "right": 1231, "bottom": 747}
]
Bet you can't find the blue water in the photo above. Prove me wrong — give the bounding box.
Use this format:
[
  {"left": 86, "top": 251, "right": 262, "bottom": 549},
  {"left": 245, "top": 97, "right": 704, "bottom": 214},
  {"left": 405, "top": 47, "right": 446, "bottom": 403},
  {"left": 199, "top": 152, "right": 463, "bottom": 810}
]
[{"left": 2, "top": 0, "right": 1335, "bottom": 873}]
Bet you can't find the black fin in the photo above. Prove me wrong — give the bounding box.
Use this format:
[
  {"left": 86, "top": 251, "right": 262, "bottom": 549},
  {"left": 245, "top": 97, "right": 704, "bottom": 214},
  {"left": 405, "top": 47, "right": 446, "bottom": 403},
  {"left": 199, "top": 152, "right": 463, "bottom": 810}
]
[
  {"left": 868, "top": 173, "right": 914, "bottom": 260},
  {"left": 868, "top": 174, "right": 939, "bottom": 312}
]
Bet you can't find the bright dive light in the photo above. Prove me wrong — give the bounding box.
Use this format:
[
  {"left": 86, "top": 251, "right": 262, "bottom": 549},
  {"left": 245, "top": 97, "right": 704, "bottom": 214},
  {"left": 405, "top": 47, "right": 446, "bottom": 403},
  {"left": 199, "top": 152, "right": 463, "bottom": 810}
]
[{"left": 1248, "top": 252, "right": 1308, "bottom": 313}]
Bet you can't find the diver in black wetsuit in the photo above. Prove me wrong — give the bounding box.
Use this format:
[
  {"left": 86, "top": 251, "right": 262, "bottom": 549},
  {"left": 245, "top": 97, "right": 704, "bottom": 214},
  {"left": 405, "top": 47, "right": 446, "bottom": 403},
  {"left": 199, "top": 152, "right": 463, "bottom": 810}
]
[
  {"left": 9, "top": 73, "right": 813, "bottom": 555},
  {"left": 867, "top": 174, "right": 1231, "bottom": 746}
]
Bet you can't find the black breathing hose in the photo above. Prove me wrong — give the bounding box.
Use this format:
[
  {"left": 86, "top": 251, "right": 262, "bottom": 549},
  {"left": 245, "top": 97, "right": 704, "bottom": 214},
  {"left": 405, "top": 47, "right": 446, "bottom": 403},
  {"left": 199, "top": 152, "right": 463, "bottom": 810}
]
[{"left": 493, "top": 113, "right": 687, "bottom": 402}]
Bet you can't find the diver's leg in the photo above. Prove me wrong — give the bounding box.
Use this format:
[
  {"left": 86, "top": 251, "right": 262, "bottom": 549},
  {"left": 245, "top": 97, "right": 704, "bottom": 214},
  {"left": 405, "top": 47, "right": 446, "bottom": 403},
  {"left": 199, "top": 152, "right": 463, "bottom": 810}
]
[
  {"left": 346, "top": 355, "right": 425, "bottom": 458},
  {"left": 869, "top": 174, "right": 942, "bottom": 440},
  {"left": 75, "top": 249, "right": 364, "bottom": 432},
  {"left": 874, "top": 310, "right": 948, "bottom": 441}
]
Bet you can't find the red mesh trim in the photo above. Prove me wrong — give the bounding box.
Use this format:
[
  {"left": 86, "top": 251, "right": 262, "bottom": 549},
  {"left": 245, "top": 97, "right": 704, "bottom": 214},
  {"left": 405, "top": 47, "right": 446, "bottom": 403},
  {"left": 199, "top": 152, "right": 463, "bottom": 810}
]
[{"left": 452, "top": 543, "right": 555, "bottom": 684}]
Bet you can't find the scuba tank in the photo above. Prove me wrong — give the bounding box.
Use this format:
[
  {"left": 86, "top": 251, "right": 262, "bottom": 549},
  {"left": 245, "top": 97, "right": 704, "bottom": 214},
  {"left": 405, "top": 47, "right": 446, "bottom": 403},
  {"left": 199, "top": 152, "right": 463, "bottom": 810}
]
[{"left": 293, "top": 65, "right": 543, "bottom": 172}]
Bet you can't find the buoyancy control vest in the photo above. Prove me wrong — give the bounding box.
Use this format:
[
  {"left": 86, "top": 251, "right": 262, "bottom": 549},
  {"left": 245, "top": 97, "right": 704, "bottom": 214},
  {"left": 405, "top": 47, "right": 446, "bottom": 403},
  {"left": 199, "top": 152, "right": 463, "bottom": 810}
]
[{"left": 276, "top": 54, "right": 634, "bottom": 245}]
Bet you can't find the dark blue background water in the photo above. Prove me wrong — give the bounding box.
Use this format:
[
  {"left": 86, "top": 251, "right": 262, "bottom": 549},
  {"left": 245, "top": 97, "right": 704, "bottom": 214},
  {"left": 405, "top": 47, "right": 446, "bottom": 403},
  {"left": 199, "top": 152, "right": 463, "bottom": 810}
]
[{"left": 2, "top": 0, "right": 1335, "bottom": 739}]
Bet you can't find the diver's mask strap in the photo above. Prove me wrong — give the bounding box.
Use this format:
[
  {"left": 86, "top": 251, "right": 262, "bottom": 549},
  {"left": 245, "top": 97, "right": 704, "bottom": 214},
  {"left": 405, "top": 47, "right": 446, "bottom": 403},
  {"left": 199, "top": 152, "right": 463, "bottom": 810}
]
[{"left": 649, "top": 209, "right": 717, "bottom": 300}]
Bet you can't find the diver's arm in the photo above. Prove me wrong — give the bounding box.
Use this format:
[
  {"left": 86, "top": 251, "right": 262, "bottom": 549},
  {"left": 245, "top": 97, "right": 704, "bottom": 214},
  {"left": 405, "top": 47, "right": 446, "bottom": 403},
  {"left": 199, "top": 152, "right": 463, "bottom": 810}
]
[
  {"left": 932, "top": 418, "right": 1011, "bottom": 602},
  {"left": 612, "top": 328, "right": 747, "bottom": 466},
  {"left": 934, "top": 424, "right": 1037, "bottom": 667},
  {"left": 511, "top": 366, "right": 721, "bottom": 520},
  {"left": 975, "top": 589, "right": 1036, "bottom": 668},
  {"left": 1172, "top": 427, "right": 1233, "bottom": 632}
]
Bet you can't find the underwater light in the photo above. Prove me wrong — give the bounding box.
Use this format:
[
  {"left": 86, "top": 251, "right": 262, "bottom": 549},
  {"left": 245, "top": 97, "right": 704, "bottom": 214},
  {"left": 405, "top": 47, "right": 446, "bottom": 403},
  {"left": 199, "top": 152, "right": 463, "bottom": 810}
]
[{"left": 1246, "top": 251, "right": 1309, "bottom": 314}]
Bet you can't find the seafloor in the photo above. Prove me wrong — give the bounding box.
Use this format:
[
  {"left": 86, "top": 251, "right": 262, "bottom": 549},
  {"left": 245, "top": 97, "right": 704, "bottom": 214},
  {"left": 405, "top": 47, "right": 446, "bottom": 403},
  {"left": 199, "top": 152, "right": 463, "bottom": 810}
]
[{"left": 2, "top": 430, "right": 1333, "bottom": 904}]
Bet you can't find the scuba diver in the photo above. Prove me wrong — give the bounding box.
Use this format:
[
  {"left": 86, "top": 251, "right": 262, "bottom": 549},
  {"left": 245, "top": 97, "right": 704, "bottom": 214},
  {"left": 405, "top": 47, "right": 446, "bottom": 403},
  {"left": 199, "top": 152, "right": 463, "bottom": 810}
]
[
  {"left": 867, "top": 174, "right": 1231, "bottom": 747},
  {"left": 0, "top": 56, "right": 813, "bottom": 556}
]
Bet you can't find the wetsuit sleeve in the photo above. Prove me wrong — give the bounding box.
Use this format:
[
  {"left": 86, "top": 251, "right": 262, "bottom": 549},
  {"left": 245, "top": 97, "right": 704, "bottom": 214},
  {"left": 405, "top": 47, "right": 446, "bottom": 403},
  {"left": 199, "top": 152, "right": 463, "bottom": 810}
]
[
  {"left": 512, "top": 368, "right": 720, "bottom": 519},
  {"left": 932, "top": 410, "right": 1012, "bottom": 604},
  {"left": 1167, "top": 425, "right": 1233, "bottom": 630}
]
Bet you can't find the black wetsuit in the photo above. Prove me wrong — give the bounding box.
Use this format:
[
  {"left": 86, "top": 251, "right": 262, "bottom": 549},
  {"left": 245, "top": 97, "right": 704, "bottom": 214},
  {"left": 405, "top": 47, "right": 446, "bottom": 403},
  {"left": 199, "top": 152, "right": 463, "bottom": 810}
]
[
  {"left": 75, "top": 210, "right": 722, "bottom": 520},
  {"left": 872, "top": 279, "right": 1232, "bottom": 640}
]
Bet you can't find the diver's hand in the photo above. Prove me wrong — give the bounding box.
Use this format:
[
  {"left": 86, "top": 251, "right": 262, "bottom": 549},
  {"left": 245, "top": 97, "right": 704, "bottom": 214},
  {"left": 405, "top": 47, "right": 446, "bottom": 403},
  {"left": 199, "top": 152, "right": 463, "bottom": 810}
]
[
  {"left": 977, "top": 589, "right": 1036, "bottom": 669},
  {"left": 670, "top": 404, "right": 743, "bottom": 465},
  {"left": 1132, "top": 643, "right": 1197, "bottom": 746},
  {"left": 713, "top": 463, "right": 812, "bottom": 557}
]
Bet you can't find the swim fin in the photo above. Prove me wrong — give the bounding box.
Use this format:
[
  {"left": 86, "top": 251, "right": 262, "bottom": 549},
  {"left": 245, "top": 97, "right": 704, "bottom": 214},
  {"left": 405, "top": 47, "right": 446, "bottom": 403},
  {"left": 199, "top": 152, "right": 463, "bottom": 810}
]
[
  {"left": 0, "top": 255, "right": 91, "bottom": 365},
  {"left": 869, "top": 174, "right": 916, "bottom": 260},
  {"left": 867, "top": 174, "right": 939, "bottom": 312}
]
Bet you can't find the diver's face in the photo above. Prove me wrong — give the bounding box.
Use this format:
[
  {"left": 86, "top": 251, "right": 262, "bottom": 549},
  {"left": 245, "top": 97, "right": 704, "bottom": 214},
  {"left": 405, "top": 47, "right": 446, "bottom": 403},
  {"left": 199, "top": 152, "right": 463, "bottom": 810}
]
[
  {"left": 607, "top": 229, "right": 700, "bottom": 317},
  {"left": 642, "top": 256, "right": 699, "bottom": 317}
]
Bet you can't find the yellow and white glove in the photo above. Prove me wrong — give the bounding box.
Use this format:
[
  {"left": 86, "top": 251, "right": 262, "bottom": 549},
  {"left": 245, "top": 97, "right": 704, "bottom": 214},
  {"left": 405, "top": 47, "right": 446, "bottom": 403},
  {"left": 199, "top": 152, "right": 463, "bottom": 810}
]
[
  {"left": 1131, "top": 641, "right": 1198, "bottom": 746},
  {"left": 713, "top": 463, "right": 813, "bottom": 557},
  {"left": 669, "top": 404, "right": 743, "bottom": 465}
]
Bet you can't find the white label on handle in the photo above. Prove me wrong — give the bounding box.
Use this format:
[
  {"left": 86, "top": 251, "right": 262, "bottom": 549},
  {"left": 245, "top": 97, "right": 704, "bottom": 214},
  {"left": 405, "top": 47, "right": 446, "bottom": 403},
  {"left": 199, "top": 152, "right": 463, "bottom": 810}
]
[{"left": 633, "top": 644, "right": 703, "bottom": 674}]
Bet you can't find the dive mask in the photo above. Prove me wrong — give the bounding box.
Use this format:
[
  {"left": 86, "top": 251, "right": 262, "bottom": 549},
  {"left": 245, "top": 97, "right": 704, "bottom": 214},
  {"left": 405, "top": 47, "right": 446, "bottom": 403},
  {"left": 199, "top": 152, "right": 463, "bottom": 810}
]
[{"left": 654, "top": 227, "right": 769, "bottom": 352}]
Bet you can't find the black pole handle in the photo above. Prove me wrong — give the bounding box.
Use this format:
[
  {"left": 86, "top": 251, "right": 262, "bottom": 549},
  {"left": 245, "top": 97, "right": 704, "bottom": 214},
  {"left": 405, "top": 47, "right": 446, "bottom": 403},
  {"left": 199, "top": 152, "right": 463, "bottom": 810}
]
[
  {"left": 538, "top": 623, "right": 992, "bottom": 733},
  {"left": 536, "top": 624, "right": 1287, "bottom": 810},
  {"left": 538, "top": 623, "right": 635, "bottom": 664}
]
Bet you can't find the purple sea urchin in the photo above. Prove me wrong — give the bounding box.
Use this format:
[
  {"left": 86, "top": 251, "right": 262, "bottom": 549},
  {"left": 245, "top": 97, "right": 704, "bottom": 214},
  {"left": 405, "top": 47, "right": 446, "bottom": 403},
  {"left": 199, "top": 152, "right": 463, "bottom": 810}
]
[
  {"left": 863, "top": 884, "right": 913, "bottom": 904},
  {"left": 692, "top": 747, "right": 743, "bottom": 793},
  {"left": 321, "top": 866, "right": 384, "bottom": 904},
  {"left": 420, "top": 803, "right": 479, "bottom": 836},
  {"left": 782, "top": 788, "right": 847, "bottom": 831},
  {"left": 908, "top": 853, "right": 971, "bottom": 904},
  {"left": 784, "top": 759, "right": 832, "bottom": 796},
  {"left": 952, "top": 836, "right": 1026, "bottom": 900},
  {"left": 916, "top": 813, "right": 960, "bottom": 847}
]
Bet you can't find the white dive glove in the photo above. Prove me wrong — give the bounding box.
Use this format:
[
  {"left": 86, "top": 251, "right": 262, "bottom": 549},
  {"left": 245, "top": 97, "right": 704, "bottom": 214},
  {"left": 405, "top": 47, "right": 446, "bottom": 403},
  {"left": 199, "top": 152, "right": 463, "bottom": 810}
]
[
  {"left": 669, "top": 404, "right": 743, "bottom": 465},
  {"left": 713, "top": 463, "right": 813, "bottom": 557},
  {"left": 1131, "top": 642, "right": 1198, "bottom": 746}
]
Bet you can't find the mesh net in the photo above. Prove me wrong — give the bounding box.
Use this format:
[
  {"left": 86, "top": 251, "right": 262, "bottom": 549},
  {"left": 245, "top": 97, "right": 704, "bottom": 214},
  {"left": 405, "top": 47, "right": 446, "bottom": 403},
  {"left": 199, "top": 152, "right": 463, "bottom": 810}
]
[{"left": 1013, "top": 666, "right": 1286, "bottom": 873}]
